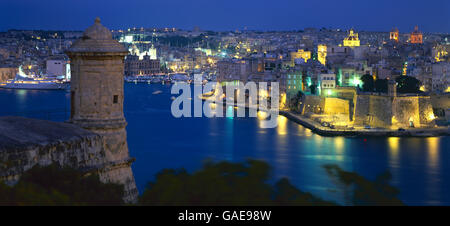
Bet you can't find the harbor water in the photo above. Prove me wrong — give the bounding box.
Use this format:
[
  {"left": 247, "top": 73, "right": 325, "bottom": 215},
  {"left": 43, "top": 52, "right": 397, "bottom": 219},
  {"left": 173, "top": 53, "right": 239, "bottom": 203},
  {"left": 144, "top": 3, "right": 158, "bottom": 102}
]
[{"left": 0, "top": 83, "right": 449, "bottom": 205}]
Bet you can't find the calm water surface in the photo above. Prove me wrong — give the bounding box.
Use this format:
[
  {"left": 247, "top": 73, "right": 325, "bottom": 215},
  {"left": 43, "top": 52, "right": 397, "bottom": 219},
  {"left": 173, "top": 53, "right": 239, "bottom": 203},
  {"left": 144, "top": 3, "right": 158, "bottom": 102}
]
[{"left": 0, "top": 83, "right": 449, "bottom": 205}]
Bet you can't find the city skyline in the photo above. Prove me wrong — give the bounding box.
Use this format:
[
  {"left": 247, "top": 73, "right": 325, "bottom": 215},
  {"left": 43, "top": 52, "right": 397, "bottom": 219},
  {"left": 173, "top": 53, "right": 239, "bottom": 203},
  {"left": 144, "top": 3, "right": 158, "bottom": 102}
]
[{"left": 0, "top": 0, "right": 449, "bottom": 33}]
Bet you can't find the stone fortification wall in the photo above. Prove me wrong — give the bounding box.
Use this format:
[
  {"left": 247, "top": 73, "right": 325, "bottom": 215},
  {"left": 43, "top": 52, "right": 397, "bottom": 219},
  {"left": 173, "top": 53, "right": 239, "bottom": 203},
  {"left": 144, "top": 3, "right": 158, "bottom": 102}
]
[
  {"left": 353, "top": 94, "right": 435, "bottom": 128},
  {"left": 302, "top": 95, "right": 324, "bottom": 114},
  {"left": 323, "top": 97, "right": 350, "bottom": 115},
  {"left": 0, "top": 117, "right": 106, "bottom": 184}
]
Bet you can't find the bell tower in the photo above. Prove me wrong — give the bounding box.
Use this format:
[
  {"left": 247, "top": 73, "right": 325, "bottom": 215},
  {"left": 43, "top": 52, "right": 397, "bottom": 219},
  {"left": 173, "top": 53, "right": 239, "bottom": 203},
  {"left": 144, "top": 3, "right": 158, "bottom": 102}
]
[
  {"left": 410, "top": 26, "right": 423, "bottom": 44},
  {"left": 390, "top": 28, "right": 399, "bottom": 42},
  {"left": 66, "top": 17, "right": 138, "bottom": 202}
]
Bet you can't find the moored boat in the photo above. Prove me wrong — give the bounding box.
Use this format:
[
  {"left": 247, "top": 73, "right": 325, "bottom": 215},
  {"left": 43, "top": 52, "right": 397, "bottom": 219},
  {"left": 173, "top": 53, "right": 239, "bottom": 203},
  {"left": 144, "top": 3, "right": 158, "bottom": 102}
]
[{"left": 0, "top": 76, "right": 69, "bottom": 90}]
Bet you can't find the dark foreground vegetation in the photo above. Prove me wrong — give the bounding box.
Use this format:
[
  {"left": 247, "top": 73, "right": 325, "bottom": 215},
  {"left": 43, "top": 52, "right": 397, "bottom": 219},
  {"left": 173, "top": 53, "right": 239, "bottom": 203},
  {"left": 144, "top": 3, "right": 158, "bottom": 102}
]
[
  {"left": 0, "top": 160, "right": 403, "bottom": 206},
  {"left": 0, "top": 164, "right": 124, "bottom": 205}
]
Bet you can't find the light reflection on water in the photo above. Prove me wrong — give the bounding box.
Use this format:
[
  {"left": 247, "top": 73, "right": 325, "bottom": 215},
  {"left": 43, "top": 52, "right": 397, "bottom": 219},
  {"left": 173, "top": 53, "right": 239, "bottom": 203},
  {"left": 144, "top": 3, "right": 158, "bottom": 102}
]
[
  {"left": 276, "top": 116, "right": 288, "bottom": 136},
  {"left": 0, "top": 84, "right": 449, "bottom": 205},
  {"left": 388, "top": 137, "right": 400, "bottom": 167},
  {"left": 427, "top": 137, "right": 439, "bottom": 170}
]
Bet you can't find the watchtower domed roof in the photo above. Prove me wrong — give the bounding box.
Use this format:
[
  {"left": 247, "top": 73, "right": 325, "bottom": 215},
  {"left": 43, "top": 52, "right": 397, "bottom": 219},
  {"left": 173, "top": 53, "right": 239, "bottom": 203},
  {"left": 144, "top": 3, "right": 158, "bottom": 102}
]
[
  {"left": 83, "top": 17, "right": 112, "bottom": 40},
  {"left": 66, "top": 17, "right": 127, "bottom": 54}
]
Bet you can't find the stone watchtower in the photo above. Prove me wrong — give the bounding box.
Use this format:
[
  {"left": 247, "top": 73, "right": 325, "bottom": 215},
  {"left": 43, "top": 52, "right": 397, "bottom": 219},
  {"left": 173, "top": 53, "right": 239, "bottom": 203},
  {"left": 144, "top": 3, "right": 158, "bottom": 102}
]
[{"left": 66, "top": 18, "right": 137, "bottom": 202}]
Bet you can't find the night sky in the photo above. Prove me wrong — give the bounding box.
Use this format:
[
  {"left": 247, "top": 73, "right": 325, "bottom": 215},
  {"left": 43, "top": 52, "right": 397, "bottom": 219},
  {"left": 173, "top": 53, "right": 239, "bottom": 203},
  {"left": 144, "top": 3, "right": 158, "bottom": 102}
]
[{"left": 1, "top": 0, "right": 449, "bottom": 33}]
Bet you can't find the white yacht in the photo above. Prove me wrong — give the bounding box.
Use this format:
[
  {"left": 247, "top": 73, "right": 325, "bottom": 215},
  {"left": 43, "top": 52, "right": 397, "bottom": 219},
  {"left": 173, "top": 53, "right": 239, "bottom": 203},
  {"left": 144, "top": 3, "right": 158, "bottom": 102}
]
[{"left": 0, "top": 76, "right": 69, "bottom": 90}]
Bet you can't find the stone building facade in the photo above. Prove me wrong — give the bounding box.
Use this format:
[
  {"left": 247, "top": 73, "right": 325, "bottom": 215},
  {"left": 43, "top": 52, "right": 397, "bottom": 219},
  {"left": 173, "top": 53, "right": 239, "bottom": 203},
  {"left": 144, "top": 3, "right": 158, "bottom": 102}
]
[
  {"left": 0, "top": 67, "right": 17, "bottom": 82},
  {"left": 124, "top": 54, "right": 160, "bottom": 76}
]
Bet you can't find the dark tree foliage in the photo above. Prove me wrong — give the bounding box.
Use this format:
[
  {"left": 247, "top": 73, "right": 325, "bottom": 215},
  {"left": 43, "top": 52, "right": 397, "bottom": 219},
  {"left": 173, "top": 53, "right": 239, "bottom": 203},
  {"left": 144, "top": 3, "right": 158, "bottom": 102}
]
[
  {"left": 289, "top": 91, "right": 304, "bottom": 113},
  {"left": 395, "top": 76, "right": 421, "bottom": 93},
  {"left": 360, "top": 74, "right": 374, "bottom": 92},
  {"left": 0, "top": 161, "right": 404, "bottom": 206},
  {"left": 374, "top": 79, "right": 388, "bottom": 93},
  {"left": 309, "top": 84, "right": 317, "bottom": 95},
  {"left": 0, "top": 164, "right": 124, "bottom": 206},
  {"left": 324, "top": 164, "right": 404, "bottom": 206},
  {"left": 139, "top": 160, "right": 334, "bottom": 206},
  {"left": 157, "top": 35, "right": 204, "bottom": 47},
  {"left": 273, "top": 178, "right": 333, "bottom": 206}
]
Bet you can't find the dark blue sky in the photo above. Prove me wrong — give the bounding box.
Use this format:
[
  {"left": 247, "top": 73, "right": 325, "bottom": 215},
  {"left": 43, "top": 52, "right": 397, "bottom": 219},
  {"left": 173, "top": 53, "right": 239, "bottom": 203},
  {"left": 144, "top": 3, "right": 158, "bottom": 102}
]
[{"left": 1, "top": 0, "right": 449, "bottom": 33}]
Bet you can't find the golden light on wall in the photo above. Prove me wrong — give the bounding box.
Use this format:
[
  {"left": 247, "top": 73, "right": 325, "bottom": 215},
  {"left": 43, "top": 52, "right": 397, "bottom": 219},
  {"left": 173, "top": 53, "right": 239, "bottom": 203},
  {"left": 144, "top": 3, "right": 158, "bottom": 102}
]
[
  {"left": 317, "top": 44, "right": 327, "bottom": 65},
  {"left": 427, "top": 112, "right": 436, "bottom": 121},
  {"left": 280, "top": 93, "right": 287, "bottom": 109},
  {"left": 419, "top": 85, "right": 425, "bottom": 91},
  {"left": 434, "top": 48, "right": 448, "bottom": 62},
  {"left": 291, "top": 49, "right": 311, "bottom": 64},
  {"left": 391, "top": 116, "right": 398, "bottom": 125}
]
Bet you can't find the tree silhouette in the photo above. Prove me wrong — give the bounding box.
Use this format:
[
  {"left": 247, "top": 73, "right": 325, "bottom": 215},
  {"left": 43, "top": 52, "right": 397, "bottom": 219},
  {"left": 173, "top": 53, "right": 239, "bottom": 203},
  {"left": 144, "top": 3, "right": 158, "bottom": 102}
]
[
  {"left": 0, "top": 164, "right": 124, "bottom": 206},
  {"left": 374, "top": 79, "right": 388, "bottom": 93},
  {"left": 395, "top": 76, "right": 421, "bottom": 93},
  {"left": 361, "top": 74, "right": 374, "bottom": 92},
  {"left": 0, "top": 161, "right": 404, "bottom": 206},
  {"left": 324, "top": 164, "right": 403, "bottom": 206},
  {"left": 289, "top": 91, "right": 304, "bottom": 113},
  {"left": 139, "top": 160, "right": 334, "bottom": 206},
  {"left": 309, "top": 84, "right": 317, "bottom": 95}
]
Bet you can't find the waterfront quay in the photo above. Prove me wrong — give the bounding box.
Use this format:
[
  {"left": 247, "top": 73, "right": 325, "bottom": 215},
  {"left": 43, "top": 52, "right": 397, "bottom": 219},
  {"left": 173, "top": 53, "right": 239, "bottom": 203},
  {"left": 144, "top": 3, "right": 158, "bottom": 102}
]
[
  {"left": 199, "top": 95, "right": 450, "bottom": 137},
  {"left": 280, "top": 111, "right": 450, "bottom": 137}
]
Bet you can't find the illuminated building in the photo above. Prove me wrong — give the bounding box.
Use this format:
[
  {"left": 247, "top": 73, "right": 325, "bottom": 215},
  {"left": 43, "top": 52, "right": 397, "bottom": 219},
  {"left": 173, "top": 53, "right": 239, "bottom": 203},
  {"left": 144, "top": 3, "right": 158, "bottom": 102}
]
[
  {"left": 46, "top": 58, "right": 69, "bottom": 77},
  {"left": 343, "top": 29, "right": 360, "bottom": 47},
  {"left": 320, "top": 74, "right": 336, "bottom": 91},
  {"left": 149, "top": 44, "right": 157, "bottom": 60},
  {"left": 317, "top": 44, "right": 327, "bottom": 65},
  {"left": 124, "top": 54, "right": 160, "bottom": 76},
  {"left": 340, "top": 67, "right": 361, "bottom": 87},
  {"left": 433, "top": 44, "right": 449, "bottom": 62},
  {"left": 286, "top": 72, "right": 302, "bottom": 94},
  {"left": 290, "top": 49, "right": 311, "bottom": 65},
  {"left": 119, "top": 35, "right": 133, "bottom": 43},
  {"left": 285, "top": 71, "right": 303, "bottom": 106},
  {"left": 402, "top": 62, "right": 408, "bottom": 76},
  {"left": 410, "top": 26, "right": 423, "bottom": 44},
  {"left": 195, "top": 47, "right": 213, "bottom": 56},
  {"left": 217, "top": 59, "right": 254, "bottom": 82},
  {"left": 390, "top": 28, "right": 399, "bottom": 42},
  {"left": 431, "top": 63, "right": 450, "bottom": 92}
]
